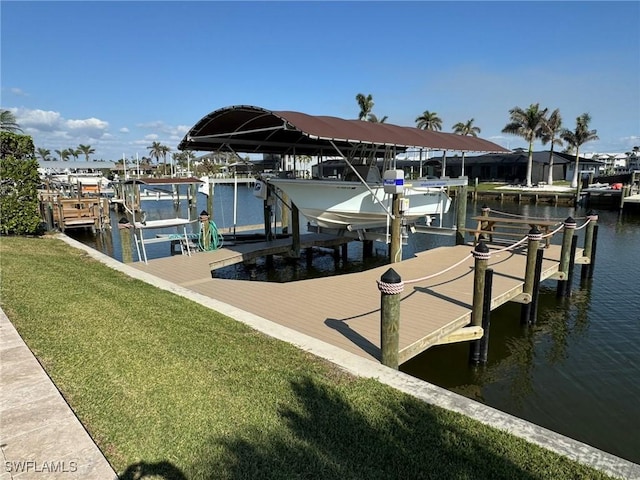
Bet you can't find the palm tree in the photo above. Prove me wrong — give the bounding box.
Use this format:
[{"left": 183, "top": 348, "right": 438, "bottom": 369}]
[
  {"left": 561, "top": 113, "right": 599, "bottom": 188},
  {"left": 55, "top": 149, "right": 71, "bottom": 161},
  {"left": 452, "top": 118, "right": 481, "bottom": 177},
  {"left": 367, "top": 113, "right": 388, "bottom": 123},
  {"left": 356, "top": 93, "right": 374, "bottom": 121},
  {"left": 78, "top": 144, "right": 95, "bottom": 162},
  {"left": 147, "top": 141, "right": 163, "bottom": 165},
  {"left": 0, "top": 109, "right": 22, "bottom": 133},
  {"left": 67, "top": 147, "right": 81, "bottom": 161},
  {"left": 415, "top": 110, "right": 442, "bottom": 131},
  {"left": 539, "top": 109, "right": 563, "bottom": 185},
  {"left": 160, "top": 145, "right": 172, "bottom": 175},
  {"left": 37, "top": 148, "right": 51, "bottom": 162},
  {"left": 502, "top": 103, "right": 548, "bottom": 187}
]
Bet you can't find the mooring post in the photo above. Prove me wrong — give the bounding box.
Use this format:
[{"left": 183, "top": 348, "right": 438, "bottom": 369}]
[
  {"left": 118, "top": 220, "right": 133, "bottom": 264},
  {"left": 455, "top": 184, "right": 468, "bottom": 245},
  {"left": 477, "top": 268, "right": 494, "bottom": 364},
  {"left": 379, "top": 268, "right": 403, "bottom": 369},
  {"left": 520, "top": 227, "right": 542, "bottom": 325},
  {"left": 362, "top": 240, "right": 373, "bottom": 259},
  {"left": 556, "top": 216, "right": 577, "bottom": 298},
  {"left": 566, "top": 234, "right": 579, "bottom": 297},
  {"left": 589, "top": 225, "right": 599, "bottom": 279},
  {"left": 291, "top": 203, "right": 300, "bottom": 258},
  {"left": 341, "top": 242, "right": 348, "bottom": 263},
  {"left": 581, "top": 211, "right": 598, "bottom": 281},
  {"left": 479, "top": 205, "right": 491, "bottom": 242},
  {"left": 206, "top": 180, "right": 214, "bottom": 218},
  {"left": 389, "top": 194, "right": 403, "bottom": 263},
  {"left": 469, "top": 241, "right": 490, "bottom": 364},
  {"left": 529, "top": 248, "right": 545, "bottom": 324}
]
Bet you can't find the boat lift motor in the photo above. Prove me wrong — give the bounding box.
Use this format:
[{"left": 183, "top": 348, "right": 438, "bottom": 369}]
[{"left": 383, "top": 169, "right": 404, "bottom": 195}]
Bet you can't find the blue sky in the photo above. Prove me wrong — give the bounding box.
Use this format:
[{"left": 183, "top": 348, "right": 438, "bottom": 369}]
[{"left": 2, "top": 1, "right": 639, "bottom": 162}]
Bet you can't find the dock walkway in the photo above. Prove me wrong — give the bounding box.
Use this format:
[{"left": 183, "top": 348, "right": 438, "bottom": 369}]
[{"left": 131, "top": 240, "right": 572, "bottom": 363}]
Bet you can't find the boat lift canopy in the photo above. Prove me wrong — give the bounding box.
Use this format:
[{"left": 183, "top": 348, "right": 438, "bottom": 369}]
[{"left": 178, "top": 105, "right": 509, "bottom": 157}]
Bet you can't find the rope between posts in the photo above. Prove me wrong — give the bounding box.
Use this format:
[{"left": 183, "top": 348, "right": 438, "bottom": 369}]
[
  {"left": 488, "top": 209, "right": 584, "bottom": 222},
  {"left": 403, "top": 253, "right": 474, "bottom": 285},
  {"left": 489, "top": 235, "right": 529, "bottom": 254},
  {"left": 542, "top": 223, "right": 566, "bottom": 239},
  {"left": 574, "top": 218, "right": 591, "bottom": 231}
]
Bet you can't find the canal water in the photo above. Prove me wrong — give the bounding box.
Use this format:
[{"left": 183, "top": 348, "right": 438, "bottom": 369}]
[{"left": 69, "top": 185, "right": 640, "bottom": 465}]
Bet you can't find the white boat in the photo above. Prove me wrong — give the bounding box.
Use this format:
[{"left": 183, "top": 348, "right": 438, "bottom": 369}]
[
  {"left": 43, "top": 170, "right": 111, "bottom": 189},
  {"left": 260, "top": 168, "right": 465, "bottom": 231}
]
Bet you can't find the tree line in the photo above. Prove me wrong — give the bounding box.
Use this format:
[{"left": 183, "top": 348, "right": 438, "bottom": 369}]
[{"left": 355, "top": 93, "right": 599, "bottom": 188}]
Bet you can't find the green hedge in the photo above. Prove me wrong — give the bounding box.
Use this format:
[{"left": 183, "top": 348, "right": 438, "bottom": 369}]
[{"left": 0, "top": 132, "right": 42, "bottom": 235}]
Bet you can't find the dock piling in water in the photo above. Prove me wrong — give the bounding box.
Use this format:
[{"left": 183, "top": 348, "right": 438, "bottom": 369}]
[
  {"left": 520, "top": 227, "right": 542, "bottom": 325},
  {"left": 472, "top": 268, "right": 494, "bottom": 365},
  {"left": 556, "top": 217, "right": 577, "bottom": 297},
  {"left": 471, "top": 241, "right": 490, "bottom": 329},
  {"left": 581, "top": 211, "right": 598, "bottom": 281}
]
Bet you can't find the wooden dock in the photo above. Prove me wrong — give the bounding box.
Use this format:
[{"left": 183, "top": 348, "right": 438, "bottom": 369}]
[{"left": 130, "top": 239, "right": 579, "bottom": 364}]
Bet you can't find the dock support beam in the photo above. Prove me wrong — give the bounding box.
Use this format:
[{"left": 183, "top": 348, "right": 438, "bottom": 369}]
[
  {"left": 581, "top": 211, "right": 598, "bottom": 281},
  {"left": 379, "top": 268, "right": 403, "bottom": 369},
  {"left": 556, "top": 217, "right": 577, "bottom": 298},
  {"left": 455, "top": 185, "right": 468, "bottom": 245},
  {"left": 469, "top": 242, "right": 490, "bottom": 364},
  {"left": 520, "top": 227, "right": 541, "bottom": 325}
]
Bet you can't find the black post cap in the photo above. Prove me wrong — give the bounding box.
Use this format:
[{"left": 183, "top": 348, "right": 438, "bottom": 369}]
[
  {"left": 381, "top": 268, "right": 402, "bottom": 284},
  {"left": 474, "top": 241, "right": 489, "bottom": 254}
]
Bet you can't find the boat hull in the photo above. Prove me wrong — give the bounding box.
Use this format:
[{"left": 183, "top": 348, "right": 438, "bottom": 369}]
[{"left": 266, "top": 178, "right": 451, "bottom": 229}]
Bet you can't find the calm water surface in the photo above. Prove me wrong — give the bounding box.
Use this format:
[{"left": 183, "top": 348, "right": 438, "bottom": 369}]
[{"left": 70, "top": 187, "right": 640, "bottom": 464}]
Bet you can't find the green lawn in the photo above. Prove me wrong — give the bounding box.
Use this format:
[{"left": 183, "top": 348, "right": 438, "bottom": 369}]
[{"left": 0, "top": 235, "right": 614, "bottom": 479}]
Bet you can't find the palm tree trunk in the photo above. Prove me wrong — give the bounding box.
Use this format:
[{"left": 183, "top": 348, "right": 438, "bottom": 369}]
[
  {"left": 571, "top": 151, "right": 580, "bottom": 188},
  {"left": 547, "top": 150, "right": 554, "bottom": 185},
  {"left": 526, "top": 143, "right": 533, "bottom": 187}
]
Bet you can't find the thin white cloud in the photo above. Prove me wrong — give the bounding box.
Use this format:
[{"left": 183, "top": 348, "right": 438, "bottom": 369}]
[{"left": 9, "top": 87, "right": 28, "bottom": 96}]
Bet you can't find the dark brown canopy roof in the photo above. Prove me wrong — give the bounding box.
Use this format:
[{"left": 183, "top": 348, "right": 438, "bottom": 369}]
[{"left": 178, "top": 105, "right": 508, "bottom": 157}]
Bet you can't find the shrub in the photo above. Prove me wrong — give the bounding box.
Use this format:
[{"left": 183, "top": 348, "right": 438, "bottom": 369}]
[{"left": 0, "top": 132, "right": 42, "bottom": 235}]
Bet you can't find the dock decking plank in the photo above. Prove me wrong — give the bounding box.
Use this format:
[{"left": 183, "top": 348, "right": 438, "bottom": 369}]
[{"left": 130, "top": 242, "right": 571, "bottom": 364}]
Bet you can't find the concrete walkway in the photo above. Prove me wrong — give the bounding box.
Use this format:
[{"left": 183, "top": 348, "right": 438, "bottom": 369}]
[
  {"left": 2, "top": 233, "right": 639, "bottom": 480},
  {"left": 0, "top": 310, "right": 117, "bottom": 480}
]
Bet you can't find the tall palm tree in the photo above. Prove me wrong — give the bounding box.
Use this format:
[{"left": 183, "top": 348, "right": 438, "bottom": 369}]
[
  {"left": 415, "top": 110, "right": 442, "bottom": 131},
  {"left": 452, "top": 118, "right": 481, "bottom": 177},
  {"left": 0, "top": 109, "right": 22, "bottom": 133},
  {"left": 147, "top": 141, "right": 163, "bottom": 165},
  {"left": 561, "top": 113, "right": 599, "bottom": 188},
  {"left": 78, "top": 144, "right": 95, "bottom": 162},
  {"left": 356, "top": 93, "right": 374, "bottom": 121},
  {"left": 502, "top": 103, "right": 548, "bottom": 187},
  {"left": 37, "top": 148, "right": 51, "bottom": 162},
  {"left": 161, "top": 145, "right": 172, "bottom": 175},
  {"left": 539, "top": 109, "right": 563, "bottom": 185}
]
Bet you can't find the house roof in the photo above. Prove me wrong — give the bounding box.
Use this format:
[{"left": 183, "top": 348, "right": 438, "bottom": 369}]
[
  {"left": 443, "top": 151, "right": 603, "bottom": 166},
  {"left": 178, "top": 105, "right": 509, "bottom": 157}
]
